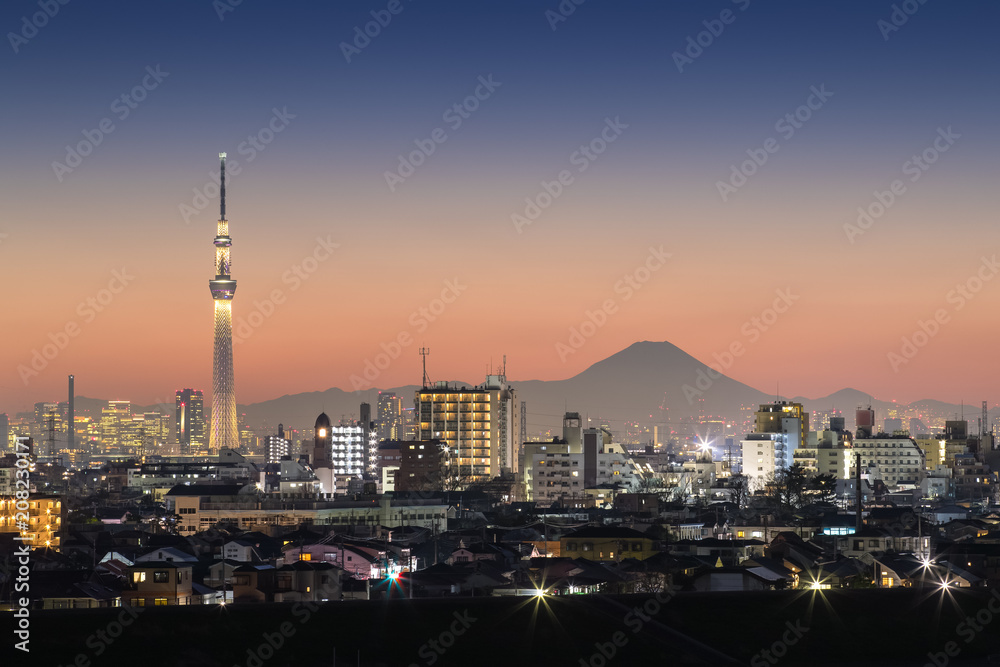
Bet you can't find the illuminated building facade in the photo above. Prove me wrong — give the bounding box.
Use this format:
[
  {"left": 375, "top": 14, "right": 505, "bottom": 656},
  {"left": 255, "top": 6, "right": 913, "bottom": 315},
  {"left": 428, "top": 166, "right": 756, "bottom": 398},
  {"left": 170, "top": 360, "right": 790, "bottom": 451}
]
[
  {"left": 0, "top": 494, "right": 61, "bottom": 549},
  {"left": 175, "top": 389, "right": 206, "bottom": 453},
  {"left": 755, "top": 401, "right": 809, "bottom": 446},
  {"left": 742, "top": 401, "right": 809, "bottom": 485},
  {"left": 101, "top": 401, "right": 133, "bottom": 451},
  {"left": 209, "top": 153, "right": 239, "bottom": 453},
  {"left": 167, "top": 485, "right": 447, "bottom": 537},
  {"left": 265, "top": 424, "right": 291, "bottom": 463},
  {"left": 530, "top": 428, "right": 642, "bottom": 506},
  {"left": 96, "top": 401, "right": 167, "bottom": 456},
  {"left": 851, "top": 435, "right": 926, "bottom": 488},
  {"left": 377, "top": 392, "right": 402, "bottom": 441},
  {"left": 330, "top": 423, "right": 368, "bottom": 476},
  {"left": 142, "top": 412, "right": 171, "bottom": 454},
  {"left": 415, "top": 373, "right": 519, "bottom": 482},
  {"left": 312, "top": 412, "right": 375, "bottom": 479}
]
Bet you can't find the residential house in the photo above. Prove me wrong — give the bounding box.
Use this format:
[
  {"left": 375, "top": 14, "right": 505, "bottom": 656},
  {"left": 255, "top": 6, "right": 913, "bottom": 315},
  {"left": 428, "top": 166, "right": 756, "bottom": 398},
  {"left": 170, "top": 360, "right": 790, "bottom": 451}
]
[
  {"left": 560, "top": 526, "right": 658, "bottom": 564},
  {"left": 122, "top": 561, "right": 195, "bottom": 606}
]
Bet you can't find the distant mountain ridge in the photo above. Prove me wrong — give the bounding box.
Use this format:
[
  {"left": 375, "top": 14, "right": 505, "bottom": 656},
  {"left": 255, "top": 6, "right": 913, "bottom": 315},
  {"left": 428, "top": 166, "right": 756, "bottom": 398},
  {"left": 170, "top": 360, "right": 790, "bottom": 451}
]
[{"left": 70, "top": 341, "right": 988, "bottom": 438}]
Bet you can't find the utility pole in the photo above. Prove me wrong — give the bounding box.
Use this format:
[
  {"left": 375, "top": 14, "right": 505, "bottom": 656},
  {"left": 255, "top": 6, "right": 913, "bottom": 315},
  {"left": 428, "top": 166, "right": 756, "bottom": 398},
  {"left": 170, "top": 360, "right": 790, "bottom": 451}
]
[{"left": 520, "top": 401, "right": 527, "bottom": 448}]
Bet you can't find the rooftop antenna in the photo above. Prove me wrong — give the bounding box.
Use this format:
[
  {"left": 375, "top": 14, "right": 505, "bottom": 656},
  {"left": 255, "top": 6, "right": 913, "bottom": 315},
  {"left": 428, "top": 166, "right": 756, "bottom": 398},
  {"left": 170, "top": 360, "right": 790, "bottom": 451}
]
[
  {"left": 219, "top": 152, "right": 226, "bottom": 220},
  {"left": 419, "top": 347, "right": 430, "bottom": 388}
]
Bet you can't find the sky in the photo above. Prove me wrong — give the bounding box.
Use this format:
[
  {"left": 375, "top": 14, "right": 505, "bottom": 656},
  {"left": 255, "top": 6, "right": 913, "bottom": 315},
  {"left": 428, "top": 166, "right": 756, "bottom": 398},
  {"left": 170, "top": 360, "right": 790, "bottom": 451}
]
[{"left": 2, "top": 0, "right": 999, "bottom": 414}]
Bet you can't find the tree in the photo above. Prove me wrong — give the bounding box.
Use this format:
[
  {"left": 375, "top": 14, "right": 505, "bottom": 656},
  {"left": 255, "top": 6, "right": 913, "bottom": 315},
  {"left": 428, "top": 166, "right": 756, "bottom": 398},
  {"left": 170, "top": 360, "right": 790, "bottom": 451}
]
[
  {"left": 730, "top": 474, "right": 751, "bottom": 510},
  {"left": 442, "top": 468, "right": 476, "bottom": 492},
  {"left": 760, "top": 465, "right": 809, "bottom": 512},
  {"left": 808, "top": 473, "right": 837, "bottom": 504},
  {"left": 786, "top": 464, "right": 809, "bottom": 508},
  {"left": 631, "top": 563, "right": 669, "bottom": 593},
  {"left": 777, "top": 464, "right": 808, "bottom": 511}
]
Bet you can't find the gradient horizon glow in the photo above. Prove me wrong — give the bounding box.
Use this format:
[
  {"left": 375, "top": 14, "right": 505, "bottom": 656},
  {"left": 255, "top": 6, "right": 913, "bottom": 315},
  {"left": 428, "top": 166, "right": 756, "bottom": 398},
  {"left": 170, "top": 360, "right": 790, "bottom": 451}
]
[{"left": 3, "top": 1, "right": 999, "bottom": 413}]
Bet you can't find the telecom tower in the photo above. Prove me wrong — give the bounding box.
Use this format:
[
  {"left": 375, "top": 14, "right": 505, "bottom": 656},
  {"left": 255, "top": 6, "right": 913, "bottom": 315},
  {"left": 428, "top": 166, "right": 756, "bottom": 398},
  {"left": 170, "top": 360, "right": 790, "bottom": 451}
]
[{"left": 209, "top": 153, "right": 238, "bottom": 452}]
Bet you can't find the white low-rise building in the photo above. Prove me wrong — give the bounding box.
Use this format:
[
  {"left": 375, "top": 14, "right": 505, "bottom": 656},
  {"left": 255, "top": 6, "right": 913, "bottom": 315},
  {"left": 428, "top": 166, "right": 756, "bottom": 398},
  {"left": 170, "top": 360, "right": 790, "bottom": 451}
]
[{"left": 851, "top": 436, "right": 925, "bottom": 488}]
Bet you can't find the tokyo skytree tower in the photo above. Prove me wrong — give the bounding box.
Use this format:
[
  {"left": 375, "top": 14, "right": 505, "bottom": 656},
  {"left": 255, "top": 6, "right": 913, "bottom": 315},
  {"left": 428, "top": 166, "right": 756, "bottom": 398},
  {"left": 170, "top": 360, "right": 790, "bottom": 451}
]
[{"left": 208, "top": 153, "right": 238, "bottom": 452}]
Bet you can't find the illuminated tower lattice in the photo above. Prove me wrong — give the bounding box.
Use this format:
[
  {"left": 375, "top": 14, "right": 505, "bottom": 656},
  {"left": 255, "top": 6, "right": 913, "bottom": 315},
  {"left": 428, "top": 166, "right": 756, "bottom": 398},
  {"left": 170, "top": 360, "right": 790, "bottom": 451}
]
[{"left": 209, "top": 153, "right": 238, "bottom": 452}]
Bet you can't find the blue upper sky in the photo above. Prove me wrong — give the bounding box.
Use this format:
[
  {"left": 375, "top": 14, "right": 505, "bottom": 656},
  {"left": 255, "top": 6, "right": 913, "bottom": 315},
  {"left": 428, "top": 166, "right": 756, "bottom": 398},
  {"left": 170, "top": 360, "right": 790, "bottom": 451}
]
[{"left": 3, "top": 0, "right": 1000, "bottom": 408}]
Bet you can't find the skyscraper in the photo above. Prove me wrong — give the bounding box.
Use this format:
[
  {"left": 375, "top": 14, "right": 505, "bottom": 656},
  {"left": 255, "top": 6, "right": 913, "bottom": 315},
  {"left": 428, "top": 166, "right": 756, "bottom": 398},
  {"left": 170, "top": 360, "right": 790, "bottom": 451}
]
[
  {"left": 67, "top": 374, "right": 74, "bottom": 451},
  {"left": 209, "top": 153, "right": 238, "bottom": 453},
  {"left": 377, "top": 392, "right": 402, "bottom": 441},
  {"left": 100, "top": 401, "right": 132, "bottom": 451},
  {"left": 175, "top": 389, "right": 206, "bottom": 452}
]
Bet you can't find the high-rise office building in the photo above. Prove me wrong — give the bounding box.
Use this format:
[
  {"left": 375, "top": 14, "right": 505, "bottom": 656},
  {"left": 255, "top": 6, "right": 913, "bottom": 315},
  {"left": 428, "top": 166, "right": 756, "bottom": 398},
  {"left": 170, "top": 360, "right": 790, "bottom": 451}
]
[
  {"left": 33, "top": 402, "right": 59, "bottom": 446},
  {"left": 415, "top": 372, "right": 519, "bottom": 482},
  {"left": 377, "top": 392, "right": 402, "bottom": 441},
  {"left": 100, "top": 401, "right": 134, "bottom": 452},
  {"left": 175, "top": 389, "right": 206, "bottom": 452},
  {"left": 238, "top": 417, "right": 258, "bottom": 455},
  {"left": 0, "top": 413, "right": 8, "bottom": 452},
  {"left": 209, "top": 153, "right": 238, "bottom": 453},
  {"left": 142, "top": 412, "right": 171, "bottom": 454}
]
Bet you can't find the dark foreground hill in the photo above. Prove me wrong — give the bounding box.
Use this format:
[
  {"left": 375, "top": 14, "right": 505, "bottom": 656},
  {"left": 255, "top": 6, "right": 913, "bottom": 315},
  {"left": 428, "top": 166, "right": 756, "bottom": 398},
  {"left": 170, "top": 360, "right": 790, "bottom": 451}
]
[{"left": 7, "top": 588, "right": 1000, "bottom": 666}]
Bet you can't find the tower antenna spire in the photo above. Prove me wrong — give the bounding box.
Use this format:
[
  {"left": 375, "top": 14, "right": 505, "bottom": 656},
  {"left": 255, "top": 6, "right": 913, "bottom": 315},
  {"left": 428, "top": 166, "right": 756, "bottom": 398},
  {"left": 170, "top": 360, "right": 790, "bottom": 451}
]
[{"left": 219, "top": 152, "right": 227, "bottom": 221}]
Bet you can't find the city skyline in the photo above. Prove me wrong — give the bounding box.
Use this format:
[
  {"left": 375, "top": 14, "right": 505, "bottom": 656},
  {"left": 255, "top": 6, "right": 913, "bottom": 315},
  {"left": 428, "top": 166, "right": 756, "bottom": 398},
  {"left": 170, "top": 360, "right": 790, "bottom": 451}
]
[
  {"left": 4, "top": 2, "right": 1000, "bottom": 413},
  {"left": 5, "top": 5, "right": 1000, "bottom": 660}
]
